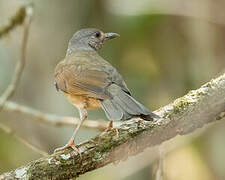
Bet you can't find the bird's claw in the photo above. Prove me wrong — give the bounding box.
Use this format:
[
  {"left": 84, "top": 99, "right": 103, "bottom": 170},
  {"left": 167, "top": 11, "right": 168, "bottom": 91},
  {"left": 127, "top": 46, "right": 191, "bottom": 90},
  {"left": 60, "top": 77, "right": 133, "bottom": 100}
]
[
  {"left": 112, "top": 128, "right": 119, "bottom": 137},
  {"left": 54, "top": 140, "right": 81, "bottom": 157},
  {"left": 105, "top": 121, "right": 119, "bottom": 137}
]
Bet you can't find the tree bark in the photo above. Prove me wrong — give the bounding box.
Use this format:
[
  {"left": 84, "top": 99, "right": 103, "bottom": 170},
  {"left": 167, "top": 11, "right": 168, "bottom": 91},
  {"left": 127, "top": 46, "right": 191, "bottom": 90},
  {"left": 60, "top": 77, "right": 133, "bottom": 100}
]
[{"left": 1, "top": 73, "right": 225, "bottom": 180}]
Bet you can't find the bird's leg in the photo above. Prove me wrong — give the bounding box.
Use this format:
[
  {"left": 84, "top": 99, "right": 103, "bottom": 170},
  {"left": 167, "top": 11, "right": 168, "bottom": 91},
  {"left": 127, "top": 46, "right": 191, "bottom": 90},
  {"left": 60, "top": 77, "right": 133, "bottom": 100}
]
[
  {"left": 108, "top": 120, "right": 113, "bottom": 129},
  {"left": 54, "top": 108, "right": 87, "bottom": 153},
  {"left": 68, "top": 108, "right": 87, "bottom": 147},
  {"left": 105, "top": 120, "right": 119, "bottom": 137}
]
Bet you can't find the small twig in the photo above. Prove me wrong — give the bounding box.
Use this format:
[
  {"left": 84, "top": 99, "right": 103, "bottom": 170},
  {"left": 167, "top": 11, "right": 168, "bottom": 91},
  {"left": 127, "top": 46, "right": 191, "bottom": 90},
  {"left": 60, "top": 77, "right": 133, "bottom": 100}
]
[
  {"left": 0, "top": 122, "right": 48, "bottom": 157},
  {"left": 0, "top": 5, "right": 28, "bottom": 38},
  {"left": 155, "top": 145, "right": 164, "bottom": 180},
  {"left": 4, "top": 101, "right": 108, "bottom": 131},
  {"left": 0, "top": 5, "right": 33, "bottom": 110}
]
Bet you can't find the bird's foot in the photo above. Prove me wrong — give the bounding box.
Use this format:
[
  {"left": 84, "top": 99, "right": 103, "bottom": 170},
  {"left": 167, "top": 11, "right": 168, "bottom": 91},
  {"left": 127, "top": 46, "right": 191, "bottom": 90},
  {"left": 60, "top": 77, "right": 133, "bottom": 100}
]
[
  {"left": 112, "top": 128, "right": 119, "bottom": 137},
  {"left": 54, "top": 139, "right": 80, "bottom": 156},
  {"left": 105, "top": 121, "right": 119, "bottom": 137}
]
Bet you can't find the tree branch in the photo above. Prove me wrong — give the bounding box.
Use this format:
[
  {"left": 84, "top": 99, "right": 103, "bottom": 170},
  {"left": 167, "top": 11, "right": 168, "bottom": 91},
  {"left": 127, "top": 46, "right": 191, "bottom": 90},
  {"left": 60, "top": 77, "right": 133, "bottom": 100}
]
[
  {"left": 3, "top": 101, "right": 108, "bottom": 131},
  {"left": 1, "top": 72, "right": 225, "bottom": 180}
]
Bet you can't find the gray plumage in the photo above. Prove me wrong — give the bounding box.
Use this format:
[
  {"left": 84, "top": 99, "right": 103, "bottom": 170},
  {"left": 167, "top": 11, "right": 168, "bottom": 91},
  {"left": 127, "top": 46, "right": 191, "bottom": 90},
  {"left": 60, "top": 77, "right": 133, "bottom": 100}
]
[{"left": 99, "top": 84, "right": 158, "bottom": 121}]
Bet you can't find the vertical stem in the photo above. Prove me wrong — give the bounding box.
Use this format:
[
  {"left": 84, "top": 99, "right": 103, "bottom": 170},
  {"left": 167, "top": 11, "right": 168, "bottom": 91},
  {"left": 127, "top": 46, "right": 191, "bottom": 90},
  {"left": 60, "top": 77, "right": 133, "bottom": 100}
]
[{"left": 155, "top": 145, "right": 164, "bottom": 180}]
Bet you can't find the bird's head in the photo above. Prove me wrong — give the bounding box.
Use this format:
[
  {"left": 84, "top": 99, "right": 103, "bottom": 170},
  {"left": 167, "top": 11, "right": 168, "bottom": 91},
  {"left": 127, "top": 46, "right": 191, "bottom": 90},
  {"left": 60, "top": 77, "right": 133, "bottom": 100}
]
[{"left": 67, "top": 28, "right": 120, "bottom": 54}]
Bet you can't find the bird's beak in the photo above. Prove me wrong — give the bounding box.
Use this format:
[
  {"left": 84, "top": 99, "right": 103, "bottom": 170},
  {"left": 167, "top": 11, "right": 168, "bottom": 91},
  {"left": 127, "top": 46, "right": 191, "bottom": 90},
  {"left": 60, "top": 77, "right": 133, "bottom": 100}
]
[{"left": 104, "top": 32, "right": 120, "bottom": 40}]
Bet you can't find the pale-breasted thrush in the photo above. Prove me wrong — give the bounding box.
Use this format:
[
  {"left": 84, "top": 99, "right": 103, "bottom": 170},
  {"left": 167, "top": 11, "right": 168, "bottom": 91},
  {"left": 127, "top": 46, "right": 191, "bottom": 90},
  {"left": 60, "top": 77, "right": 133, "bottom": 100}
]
[{"left": 54, "top": 28, "right": 159, "bottom": 152}]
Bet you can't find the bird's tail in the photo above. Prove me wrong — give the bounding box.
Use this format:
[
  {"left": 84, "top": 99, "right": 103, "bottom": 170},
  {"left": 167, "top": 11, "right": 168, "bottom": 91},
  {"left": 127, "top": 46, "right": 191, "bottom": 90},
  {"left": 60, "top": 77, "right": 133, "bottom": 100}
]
[{"left": 99, "top": 84, "right": 159, "bottom": 121}]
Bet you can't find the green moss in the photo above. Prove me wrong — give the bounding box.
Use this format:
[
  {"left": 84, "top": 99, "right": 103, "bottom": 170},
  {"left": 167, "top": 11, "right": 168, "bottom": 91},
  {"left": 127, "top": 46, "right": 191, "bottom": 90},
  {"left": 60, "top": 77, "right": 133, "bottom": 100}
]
[
  {"left": 164, "top": 97, "right": 192, "bottom": 118},
  {"left": 173, "top": 98, "right": 190, "bottom": 114},
  {"left": 93, "top": 152, "right": 102, "bottom": 161},
  {"left": 101, "top": 139, "right": 114, "bottom": 151}
]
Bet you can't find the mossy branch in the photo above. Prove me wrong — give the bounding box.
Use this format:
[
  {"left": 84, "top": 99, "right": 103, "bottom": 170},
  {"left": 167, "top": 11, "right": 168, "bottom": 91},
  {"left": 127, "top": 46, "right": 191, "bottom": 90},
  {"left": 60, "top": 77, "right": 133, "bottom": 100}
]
[{"left": 1, "top": 73, "right": 225, "bottom": 180}]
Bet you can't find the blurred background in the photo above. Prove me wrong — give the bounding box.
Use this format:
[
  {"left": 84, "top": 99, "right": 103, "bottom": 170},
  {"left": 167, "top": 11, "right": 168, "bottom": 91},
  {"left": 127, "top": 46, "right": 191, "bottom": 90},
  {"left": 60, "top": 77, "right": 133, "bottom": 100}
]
[{"left": 1, "top": 0, "right": 225, "bottom": 179}]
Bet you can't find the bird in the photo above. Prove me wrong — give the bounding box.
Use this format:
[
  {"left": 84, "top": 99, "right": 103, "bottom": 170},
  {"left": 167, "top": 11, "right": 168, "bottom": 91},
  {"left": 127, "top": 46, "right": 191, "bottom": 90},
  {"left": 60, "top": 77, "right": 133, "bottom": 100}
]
[{"left": 54, "top": 28, "right": 159, "bottom": 153}]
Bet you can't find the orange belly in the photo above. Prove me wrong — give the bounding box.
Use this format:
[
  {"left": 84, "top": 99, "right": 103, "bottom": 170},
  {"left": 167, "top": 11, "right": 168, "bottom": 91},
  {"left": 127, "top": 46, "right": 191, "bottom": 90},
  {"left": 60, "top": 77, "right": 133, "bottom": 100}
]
[{"left": 64, "top": 93, "right": 101, "bottom": 110}]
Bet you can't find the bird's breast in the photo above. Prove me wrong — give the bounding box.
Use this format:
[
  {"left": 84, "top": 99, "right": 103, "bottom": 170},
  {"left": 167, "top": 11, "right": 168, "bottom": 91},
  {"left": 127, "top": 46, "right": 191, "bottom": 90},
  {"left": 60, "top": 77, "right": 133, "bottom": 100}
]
[{"left": 64, "top": 93, "right": 101, "bottom": 110}]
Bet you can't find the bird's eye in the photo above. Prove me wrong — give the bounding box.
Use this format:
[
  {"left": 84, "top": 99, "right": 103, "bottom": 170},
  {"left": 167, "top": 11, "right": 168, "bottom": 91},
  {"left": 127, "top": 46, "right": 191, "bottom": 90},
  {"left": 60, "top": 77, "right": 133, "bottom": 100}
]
[{"left": 95, "top": 31, "right": 101, "bottom": 38}]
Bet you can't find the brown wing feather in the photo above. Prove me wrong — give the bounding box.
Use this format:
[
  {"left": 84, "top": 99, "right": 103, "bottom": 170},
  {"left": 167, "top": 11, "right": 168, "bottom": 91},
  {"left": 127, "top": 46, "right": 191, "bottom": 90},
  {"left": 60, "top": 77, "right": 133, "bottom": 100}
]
[
  {"left": 54, "top": 51, "right": 130, "bottom": 100},
  {"left": 55, "top": 58, "right": 110, "bottom": 99}
]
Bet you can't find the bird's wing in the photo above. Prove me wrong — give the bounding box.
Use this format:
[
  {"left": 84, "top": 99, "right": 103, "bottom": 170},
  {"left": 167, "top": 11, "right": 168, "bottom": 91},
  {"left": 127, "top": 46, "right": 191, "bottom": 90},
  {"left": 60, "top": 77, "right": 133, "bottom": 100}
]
[
  {"left": 107, "top": 66, "right": 131, "bottom": 95},
  {"left": 54, "top": 54, "right": 130, "bottom": 99},
  {"left": 55, "top": 62, "right": 109, "bottom": 99}
]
